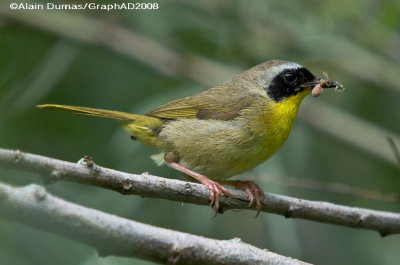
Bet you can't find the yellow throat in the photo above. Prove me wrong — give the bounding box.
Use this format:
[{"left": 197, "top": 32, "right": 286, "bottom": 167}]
[{"left": 258, "top": 89, "right": 310, "bottom": 159}]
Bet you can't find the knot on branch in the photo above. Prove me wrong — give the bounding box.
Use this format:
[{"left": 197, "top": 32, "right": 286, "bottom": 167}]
[
  {"left": 13, "top": 149, "right": 23, "bottom": 164},
  {"left": 229, "top": 237, "right": 243, "bottom": 243},
  {"left": 34, "top": 185, "right": 47, "bottom": 201},
  {"left": 284, "top": 205, "right": 301, "bottom": 218},
  {"left": 357, "top": 214, "right": 368, "bottom": 225},
  {"left": 184, "top": 182, "right": 193, "bottom": 194},
  {"left": 167, "top": 245, "right": 181, "bottom": 264},
  {"left": 77, "top": 155, "right": 95, "bottom": 167},
  {"left": 77, "top": 156, "right": 101, "bottom": 175},
  {"left": 121, "top": 179, "right": 135, "bottom": 194}
]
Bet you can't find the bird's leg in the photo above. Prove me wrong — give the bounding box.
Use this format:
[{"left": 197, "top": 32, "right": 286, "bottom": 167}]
[
  {"left": 220, "top": 180, "right": 265, "bottom": 216},
  {"left": 168, "top": 162, "right": 230, "bottom": 211}
]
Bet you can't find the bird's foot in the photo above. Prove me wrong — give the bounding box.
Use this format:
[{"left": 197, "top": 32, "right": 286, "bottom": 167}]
[
  {"left": 197, "top": 177, "right": 230, "bottom": 211},
  {"left": 168, "top": 162, "right": 229, "bottom": 212},
  {"left": 221, "top": 180, "right": 265, "bottom": 217}
]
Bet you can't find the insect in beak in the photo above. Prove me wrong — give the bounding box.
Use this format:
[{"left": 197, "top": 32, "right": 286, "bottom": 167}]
[{"left": 300, "top": 72, "right": 344, "bottom": 97}]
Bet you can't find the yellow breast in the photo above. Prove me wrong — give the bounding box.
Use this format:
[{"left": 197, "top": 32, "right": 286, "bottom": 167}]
[{"left": 247, "top": 90, "right": 310, "bottom": 165}]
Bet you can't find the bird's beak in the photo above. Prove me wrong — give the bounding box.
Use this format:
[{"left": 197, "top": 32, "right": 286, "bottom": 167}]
[{"left": 300, "top": 78, "right": 344, "bottom": 97}]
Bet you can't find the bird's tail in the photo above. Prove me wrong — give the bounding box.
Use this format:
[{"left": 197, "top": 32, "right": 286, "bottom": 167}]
[
  {"left": 37, "top": 104, "right": 139, "bottom": 122},
  {"left": 37, "top": 104, "right": 164, "bottom": 147}
]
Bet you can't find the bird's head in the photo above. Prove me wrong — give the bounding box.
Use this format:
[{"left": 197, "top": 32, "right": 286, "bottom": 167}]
[{"left": 238, "top": 60, "right": 343, "bottom": 103}]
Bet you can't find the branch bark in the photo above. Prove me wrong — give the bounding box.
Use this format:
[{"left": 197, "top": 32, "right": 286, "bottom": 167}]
[
  {"left": 0, "top": 147, "right": 399, "bottom": 236},
  {"left": 0, "top": 182, "right": 309, "bottom": 265}
]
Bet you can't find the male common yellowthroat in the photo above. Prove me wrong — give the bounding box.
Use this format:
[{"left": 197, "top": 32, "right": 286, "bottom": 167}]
[{"left": 38, "top": 60, "right": 343, "bottom": 213}]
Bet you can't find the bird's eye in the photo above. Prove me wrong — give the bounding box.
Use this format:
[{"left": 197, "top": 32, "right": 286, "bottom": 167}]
[{"left": 283, "top": 72, "right": 297, "bottom": 84}]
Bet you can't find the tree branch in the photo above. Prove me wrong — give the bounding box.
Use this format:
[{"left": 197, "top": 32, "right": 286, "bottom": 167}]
[
  {"left": 0, "top": 182, "right": 309, "bottom": 265},
  {"left": 0, "top": 147, "right": 399, "bottom": 236}
]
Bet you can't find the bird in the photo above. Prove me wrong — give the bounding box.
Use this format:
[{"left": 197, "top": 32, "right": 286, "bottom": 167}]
[{"left": 37, "top": 60, "right": 343, "bottom": 214}]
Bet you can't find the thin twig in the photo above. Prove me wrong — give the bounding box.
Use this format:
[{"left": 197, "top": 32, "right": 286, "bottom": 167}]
[
  {"left": 0, "top": 182, "right": 309, "bottom": 265},
  {"left": 0, "top": 147, "right": 399, "bottom": 236}
]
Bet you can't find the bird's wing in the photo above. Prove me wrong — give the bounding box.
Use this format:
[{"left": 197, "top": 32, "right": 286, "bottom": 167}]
[{"left": 146, "top": 89, "right": 255, "bottom": 121}]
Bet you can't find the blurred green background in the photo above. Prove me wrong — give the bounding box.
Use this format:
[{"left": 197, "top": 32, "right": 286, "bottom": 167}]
[{"left": 1, "top": 0, "right": 400, "bottom": 264}]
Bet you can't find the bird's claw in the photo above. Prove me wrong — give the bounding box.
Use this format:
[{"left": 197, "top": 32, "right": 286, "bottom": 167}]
[
  {"left": 202, "top": 179, "right": 230, "bottom": 211},
  {"left": 229, "top": 180, "right": 265, "bottom": 217}
]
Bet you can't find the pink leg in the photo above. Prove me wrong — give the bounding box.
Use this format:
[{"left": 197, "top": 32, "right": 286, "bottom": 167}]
[
  {"left": 220, "top": 180, "right": 265, "bottom": 216},
  {"left": 169, "top": 162, "right": 229, "bottom": 211}
]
